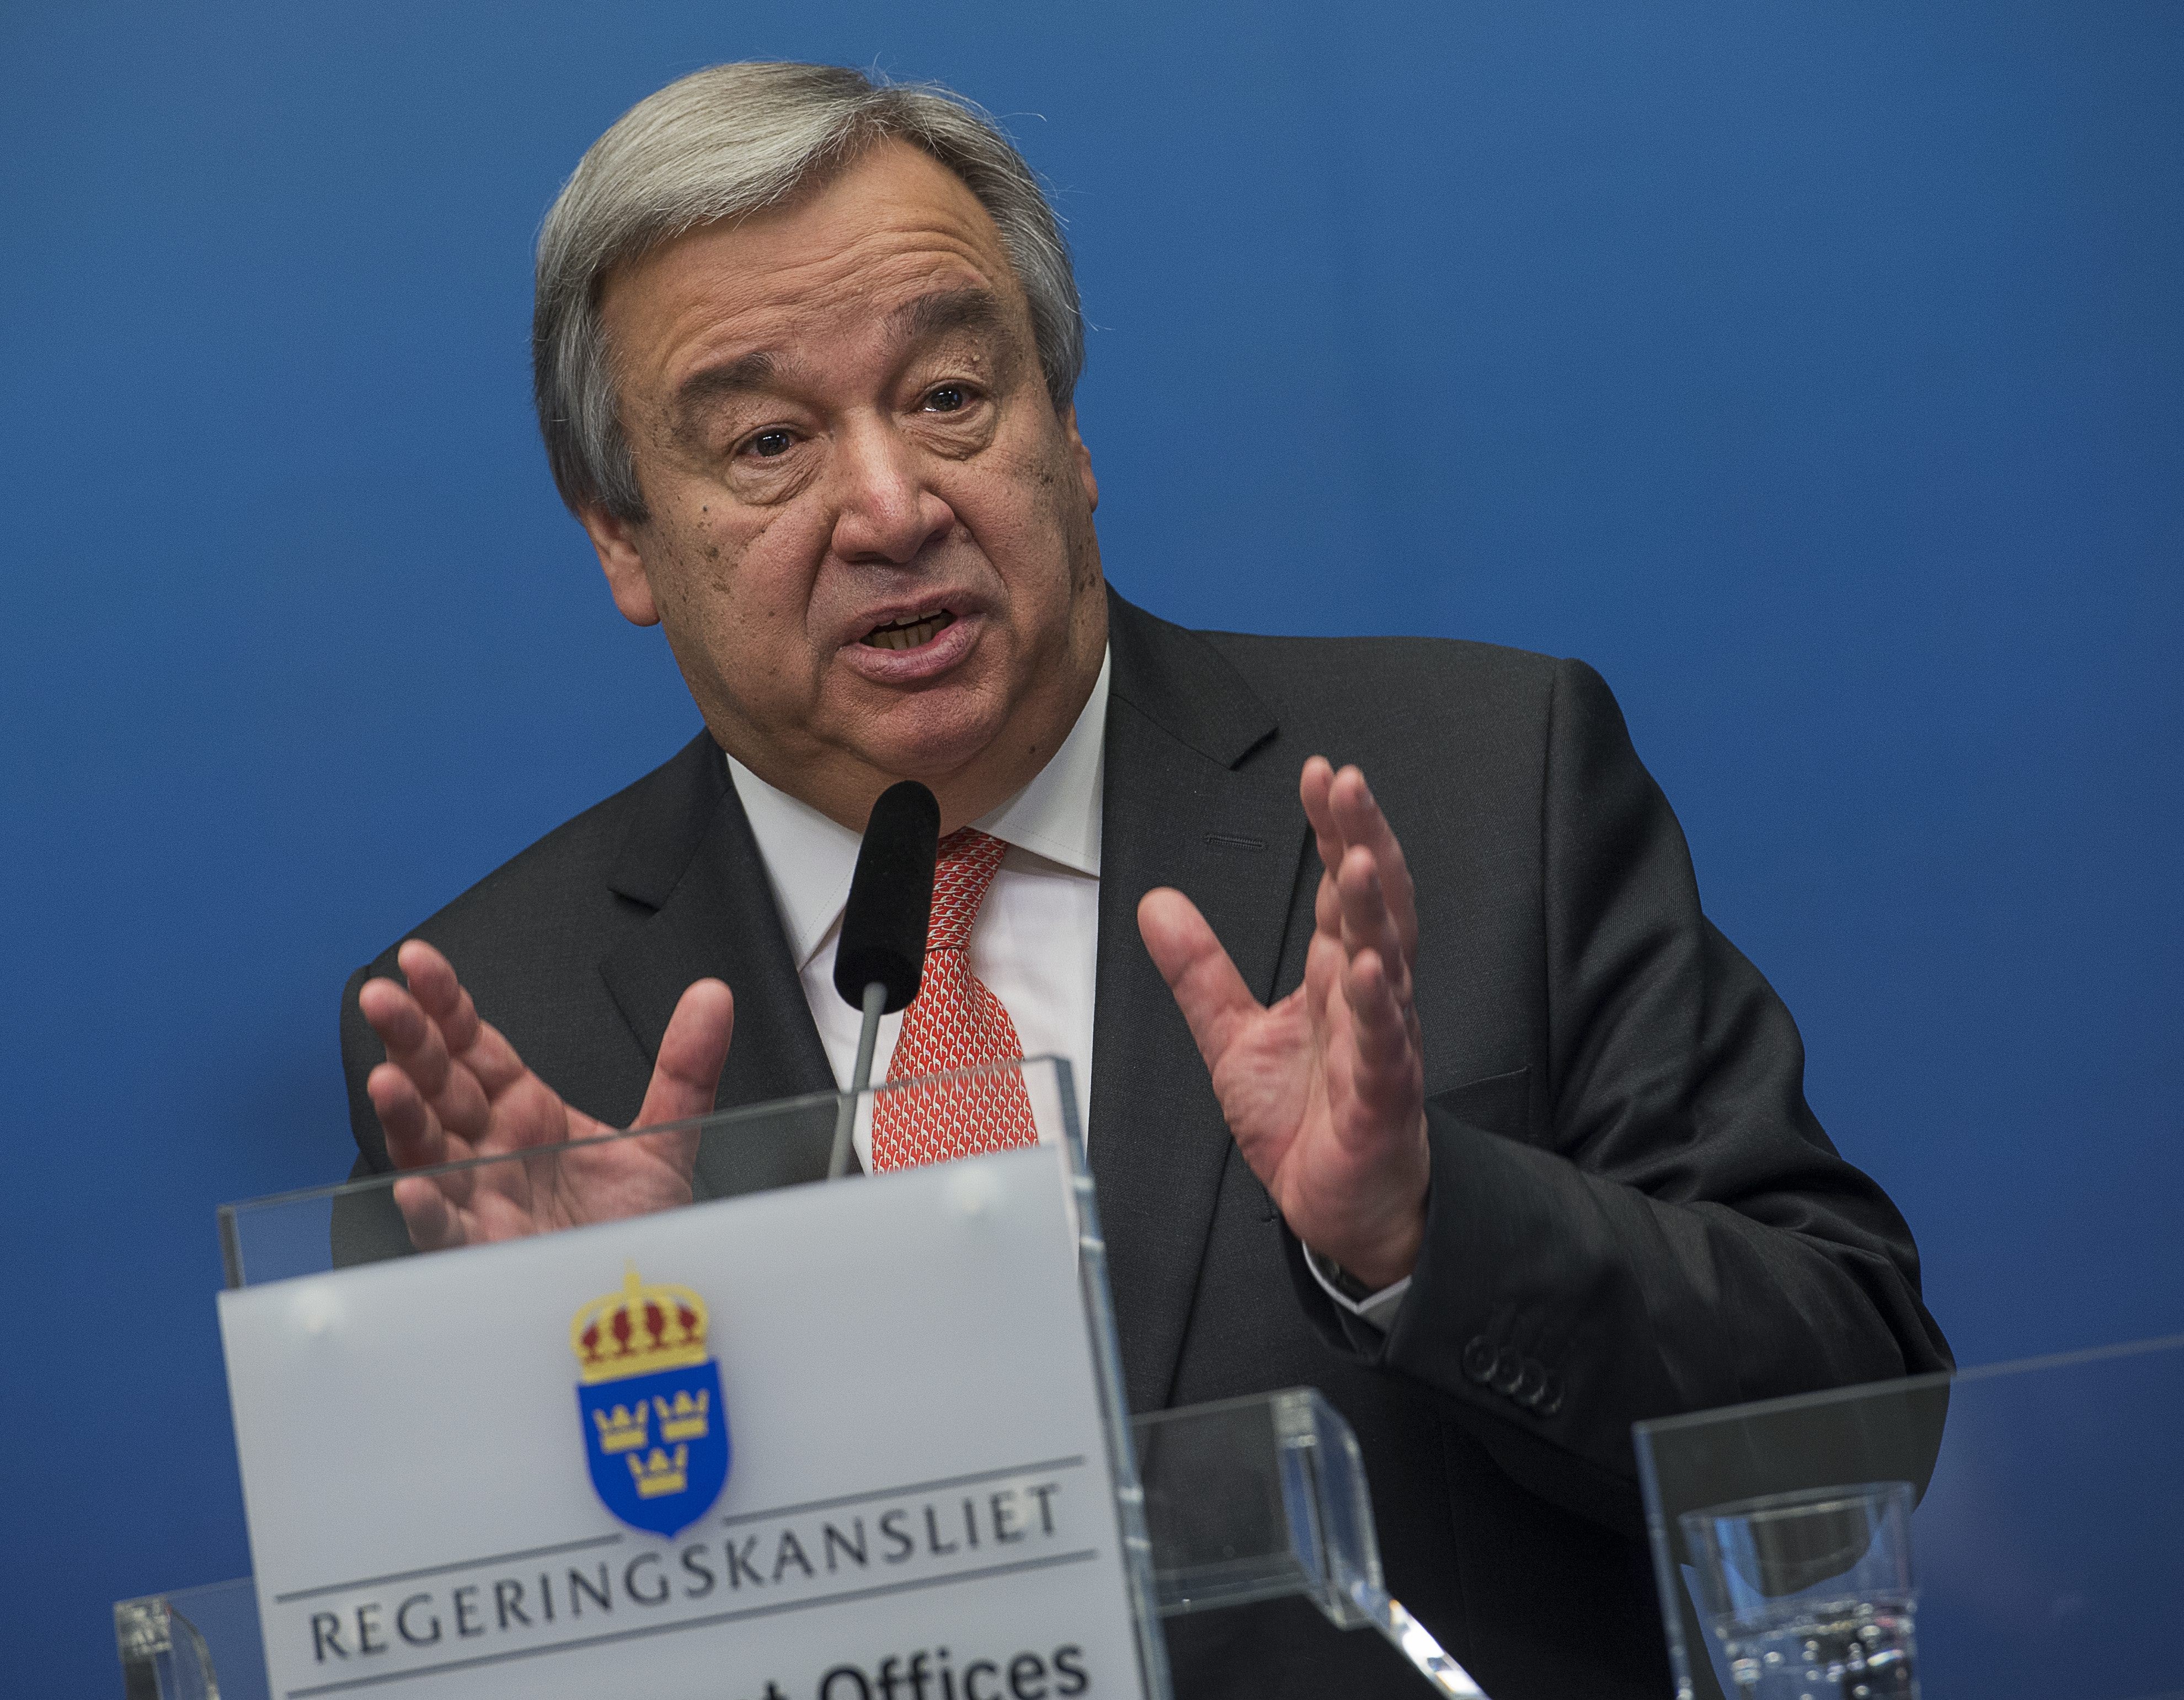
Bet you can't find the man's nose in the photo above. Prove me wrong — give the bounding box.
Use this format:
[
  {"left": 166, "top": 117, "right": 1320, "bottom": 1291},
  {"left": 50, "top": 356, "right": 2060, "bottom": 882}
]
[{"left": 828, "top": 416, "right": 954, "bottom": 565}]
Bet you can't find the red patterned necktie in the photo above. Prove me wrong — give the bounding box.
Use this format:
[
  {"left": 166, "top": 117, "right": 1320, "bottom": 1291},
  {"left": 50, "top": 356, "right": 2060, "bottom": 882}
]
[{"left": 869, "top": 827, "right": 1041, "bottom": 1170}]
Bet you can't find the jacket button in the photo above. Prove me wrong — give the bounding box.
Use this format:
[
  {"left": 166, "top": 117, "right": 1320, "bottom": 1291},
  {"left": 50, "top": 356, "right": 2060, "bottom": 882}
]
[
  {"left": 1462, "top": 1335, "right": 1497, "bottom": 1383},
  {"left": 1534, "top": 1374, "right": 1564, "bottom": 1417},
  {"left": 1511, "top": 1358, "right": 1546, "bottom": 1404},
  {"left": 1489, "top": 1351, "right": 1525, "bottom": 1397}
]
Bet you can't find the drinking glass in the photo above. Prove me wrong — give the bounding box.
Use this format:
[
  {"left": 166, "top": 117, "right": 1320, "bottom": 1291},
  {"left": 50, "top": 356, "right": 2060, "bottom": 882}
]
[{"left": 1680, "top": 1481, "right": 1918, "bottom": 1699}]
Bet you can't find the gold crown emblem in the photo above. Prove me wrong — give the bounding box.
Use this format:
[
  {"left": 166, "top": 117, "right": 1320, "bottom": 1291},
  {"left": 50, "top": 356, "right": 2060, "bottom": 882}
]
[
  {"left": 591, "top": 1402, "right": 650, "bottom": 1454},
  {"left": 655, "top": 1388, "right": 710, "bottom": 1442},
  {"left": 571, "top": 1266, "right": 709, "bottom": 1385},
  {"left": 629, "top": 1445, "right": 688, "bottom": 1499}
]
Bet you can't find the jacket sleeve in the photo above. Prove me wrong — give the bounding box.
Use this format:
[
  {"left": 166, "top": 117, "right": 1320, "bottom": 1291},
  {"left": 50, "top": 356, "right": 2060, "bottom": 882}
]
[{"left": 1294, "top": 656, "right": 1952, "bottom": 1531}]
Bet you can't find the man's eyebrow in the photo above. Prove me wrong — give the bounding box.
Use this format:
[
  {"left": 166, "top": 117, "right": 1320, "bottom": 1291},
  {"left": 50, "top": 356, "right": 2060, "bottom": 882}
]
[
  {"left": 669, "top": 291, "right": 1013, "bottom": 432},
  {"left": 889, "top": 286, "right": 1012, "bottom": 346},
  {"left": 672, "top": 350, "right": 779, "bottom": 425}
]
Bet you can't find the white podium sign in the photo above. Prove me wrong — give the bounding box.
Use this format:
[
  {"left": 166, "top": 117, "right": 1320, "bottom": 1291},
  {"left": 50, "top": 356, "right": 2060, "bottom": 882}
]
[{"left": 219, "top": 1145, "right": 1151, "bottom": 1700}]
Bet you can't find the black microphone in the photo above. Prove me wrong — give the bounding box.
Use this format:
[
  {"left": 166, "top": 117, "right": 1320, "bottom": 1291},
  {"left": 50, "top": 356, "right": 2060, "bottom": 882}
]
[
  {"left": 832, "top": 780, "right": 941, "bottom": 1015},
  {"left": 827, "top": 780, "right": 940, "bottom": 1177}
]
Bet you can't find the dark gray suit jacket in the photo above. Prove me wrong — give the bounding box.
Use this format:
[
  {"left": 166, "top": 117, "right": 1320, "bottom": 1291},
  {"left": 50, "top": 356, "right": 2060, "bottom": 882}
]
[{"left": 339, "top": 590, "right": 1950, "bottom": 1698}]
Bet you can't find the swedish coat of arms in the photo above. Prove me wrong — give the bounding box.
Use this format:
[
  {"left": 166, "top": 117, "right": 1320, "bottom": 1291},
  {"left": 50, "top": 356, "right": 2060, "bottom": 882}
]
[{"left": 572, "top": 1266, "right": 730, "bottom": 1537}]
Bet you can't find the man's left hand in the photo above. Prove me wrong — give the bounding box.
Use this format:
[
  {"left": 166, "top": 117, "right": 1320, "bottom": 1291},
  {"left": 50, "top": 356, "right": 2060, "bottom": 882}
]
[{"left": 1138, "top": 757, "right": 1429, "bottom": 1290}]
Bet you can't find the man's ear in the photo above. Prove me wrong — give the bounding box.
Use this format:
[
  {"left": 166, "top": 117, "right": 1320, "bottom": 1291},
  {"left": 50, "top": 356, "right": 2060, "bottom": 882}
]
[
  {"left": 576, "top": 504, "right": 662, "bottom": 627},
  {"left": 1061, "top": 404, "right": 1098, "bottom": 514}
]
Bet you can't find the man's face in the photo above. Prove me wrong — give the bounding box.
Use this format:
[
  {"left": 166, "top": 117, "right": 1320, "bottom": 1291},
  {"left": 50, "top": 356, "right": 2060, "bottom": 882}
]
[{"left": 582, "top": 141, "right": 1105, "bottom": 831}]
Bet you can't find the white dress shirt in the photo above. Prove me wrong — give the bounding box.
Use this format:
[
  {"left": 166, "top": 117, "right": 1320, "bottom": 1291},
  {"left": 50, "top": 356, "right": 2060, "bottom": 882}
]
[{"left": 724, "top": 646, "right": 1408, "bottom": 1330}]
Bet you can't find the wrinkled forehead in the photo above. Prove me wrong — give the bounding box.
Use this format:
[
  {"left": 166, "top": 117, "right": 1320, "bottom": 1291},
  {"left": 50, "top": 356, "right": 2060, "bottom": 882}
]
[{"left": 598, "top": 141, "right": 1034, "bottom": 400}]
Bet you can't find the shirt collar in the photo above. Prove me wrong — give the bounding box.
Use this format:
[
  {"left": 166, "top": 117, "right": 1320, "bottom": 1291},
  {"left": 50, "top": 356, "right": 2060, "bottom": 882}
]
[{"left": 725, "top": 646, "right": 1109, "bottom": 971}]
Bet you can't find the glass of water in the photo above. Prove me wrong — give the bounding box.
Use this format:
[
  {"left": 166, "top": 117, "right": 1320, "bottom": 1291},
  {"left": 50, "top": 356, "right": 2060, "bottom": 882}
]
[{"left": 1679, "top": 1480, "right": 1917, "bottom": 1699}]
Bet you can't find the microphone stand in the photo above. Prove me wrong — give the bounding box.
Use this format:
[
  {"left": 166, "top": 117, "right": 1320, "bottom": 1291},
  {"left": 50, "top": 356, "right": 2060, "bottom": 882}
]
[{"left": 829, "top": 980, "right": 888, "bottom": 1180}]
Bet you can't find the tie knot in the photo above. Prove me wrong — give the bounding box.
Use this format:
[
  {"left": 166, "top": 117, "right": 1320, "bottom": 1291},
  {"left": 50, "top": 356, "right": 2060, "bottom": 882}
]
[{"left": 927, "top": 828, "right": 1006, "bottom": 952}]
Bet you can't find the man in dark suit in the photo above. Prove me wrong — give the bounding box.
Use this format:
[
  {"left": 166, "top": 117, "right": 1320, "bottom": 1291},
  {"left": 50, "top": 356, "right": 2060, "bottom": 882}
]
[{"left": 339, "top": 62, "right": 1948, "bottom": 1698}]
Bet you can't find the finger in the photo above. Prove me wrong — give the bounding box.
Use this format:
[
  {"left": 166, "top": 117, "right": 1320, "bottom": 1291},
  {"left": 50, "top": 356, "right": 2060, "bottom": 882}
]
[
  {"left": 1313, "top": 848, "right": 1345, "bottom": 942},
  {"left": 1137, "top": 888, "right": 1264, "bottom": 1065},
  {"left": 634, "top": 979, "right": 735, "bottom": 1127},
  {"left": 391, "top": 1174, "right": 466, "bottom": 1252},
  {"left": 1303, "top": 758, "right": 1382, "bottom": 968},
  {"left": 1304, "top": 784, "right": 1349, "bottom": 955},
  {"left": 1334, "top": 844, "right": 1413, "bottom": 1008},
  {"left": 396, "top": 939, "right": 530, "bottom": 1098},
  {"left": 393, "top": 940, "right": 472, "bottom": 1044},
  {"left": 1299, "top": 923, "right": 1347, "bottom": 1048},
  {"left": 1299, "top": 756, "right": 1350, "bottom": 885},
  {"left": 1343, "top": 948, "right": 1415, "bottom": 1084},
  {"left": 1326, "top": 766, "right": 1419, "bottom": 955},
  {"left": 357, "top": 974, "right": 434, "bottom": 1066},
  {"left": 367, "top": 1059, "right": 455, "bottom": 1170},
  {"left": 359, "top": 975, "right": 454, "bottom": 1099},
  {"left": 360, "top": 972, "right": 492, "bottom": 1140},
  {"left": 1341, "top": 949, "right": 1424, "bottom": 1127}
]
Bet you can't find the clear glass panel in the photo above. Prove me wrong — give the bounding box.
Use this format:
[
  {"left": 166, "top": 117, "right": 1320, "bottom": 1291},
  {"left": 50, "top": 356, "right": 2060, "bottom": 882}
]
[
  {"left": 1138, "top": 1387, "right": 1365, "bottom": 1619},
  {"left": 219, "top": 1058, "right": 1097, "bottom": 1289},
  {"left": 114, "top": 1578, "right": 267, "bottom": 1700},
  {"left": 221, "top": 1091, "right": 842, "bottom": 1287},
  {"left": 215, "top": 1059, "right": 1173, "bottom": 1700},
  {"left": 1635, "top": 1333, "right": 2184, "bottom": 1700},
  {"left": 199, "top": 1063, "right": 1491, "bottom": 1698},
  {"left": 126, "top": 1391, "right": 1491, "bottom": 1700},
  {"left": 1134, "top": 1389, "right": 1483, "bottom": 1693}
]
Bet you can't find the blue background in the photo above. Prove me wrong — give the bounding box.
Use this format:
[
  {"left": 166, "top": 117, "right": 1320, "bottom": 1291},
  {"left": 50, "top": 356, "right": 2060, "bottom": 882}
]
[{"left": 2, "top": 2, "right": 2177, "bottom": 1688}]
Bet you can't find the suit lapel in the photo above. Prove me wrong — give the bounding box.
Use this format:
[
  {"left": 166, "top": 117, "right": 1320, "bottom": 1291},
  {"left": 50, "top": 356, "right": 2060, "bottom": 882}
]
[
  {"left": 598, "top": 735, "right": 837, "bottom": 1196},
  {"left": 1092, "top": 594, "right": 1309, "bottom": 1411}
]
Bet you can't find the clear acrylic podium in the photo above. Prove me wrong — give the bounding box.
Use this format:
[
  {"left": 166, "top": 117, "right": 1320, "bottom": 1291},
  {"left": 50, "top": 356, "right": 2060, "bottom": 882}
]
[
  {"left": 118, "top": 1391, "right": 1469, "bottom": 1700},
  {"left": 1635, "top": 1333, "right": 2184, "bottom": 1699},
  {"left": 125, "top": 1059, "right": 1484, "bottom": 1698}
]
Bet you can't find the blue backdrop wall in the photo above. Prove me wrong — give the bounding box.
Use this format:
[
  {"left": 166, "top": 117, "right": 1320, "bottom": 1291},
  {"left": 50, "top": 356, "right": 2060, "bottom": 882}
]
[{"left": 3, "top": 2, "right": 2178, "bottom": 1687}]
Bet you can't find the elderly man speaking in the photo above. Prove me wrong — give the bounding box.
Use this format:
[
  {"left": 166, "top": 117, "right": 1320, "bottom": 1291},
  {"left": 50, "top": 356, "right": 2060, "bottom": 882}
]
[{"left": 337, "top": 62, "right": 1948, "bottom": 1699}]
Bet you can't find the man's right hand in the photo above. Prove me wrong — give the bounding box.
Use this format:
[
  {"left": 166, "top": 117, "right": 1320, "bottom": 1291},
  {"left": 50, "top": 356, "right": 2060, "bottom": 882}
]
[{"left": 358, "top": 939, "right": 733, "bottom": 1250}]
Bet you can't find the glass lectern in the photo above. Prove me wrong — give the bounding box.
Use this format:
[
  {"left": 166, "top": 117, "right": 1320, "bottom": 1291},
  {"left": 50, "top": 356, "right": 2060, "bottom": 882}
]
[
  {"left": 124, "top": 1060, "right": 1485, "bottom": 1698},
  {"left": 1636, "top": 1333, "right": 2184, "bottom": 1700}
]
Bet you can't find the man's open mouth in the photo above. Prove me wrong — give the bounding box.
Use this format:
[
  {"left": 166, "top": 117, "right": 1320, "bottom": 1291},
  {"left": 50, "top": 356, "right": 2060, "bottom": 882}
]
[{"left": 861, "top": 609, "right": 957, "bottom": 651}]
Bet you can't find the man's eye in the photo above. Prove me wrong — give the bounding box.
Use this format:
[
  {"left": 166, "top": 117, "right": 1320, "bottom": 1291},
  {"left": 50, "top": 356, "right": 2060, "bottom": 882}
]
[
  {"left": 923, "top": 386, "right": 968, "bottom": 414},
  {"left": 746, "top": 430, "right": 794, "bottom": 458}
]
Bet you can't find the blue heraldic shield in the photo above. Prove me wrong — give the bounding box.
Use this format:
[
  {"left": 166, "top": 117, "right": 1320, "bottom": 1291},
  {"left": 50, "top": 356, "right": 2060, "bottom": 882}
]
[{"left": 572, "top": 1268, "right": 731, "bottom": 1538}]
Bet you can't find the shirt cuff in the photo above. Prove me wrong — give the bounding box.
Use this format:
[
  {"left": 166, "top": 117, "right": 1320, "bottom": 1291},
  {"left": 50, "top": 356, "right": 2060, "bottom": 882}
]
[{"left": 1302, "top": 1247, "right": 1412, "bottom": 1333}]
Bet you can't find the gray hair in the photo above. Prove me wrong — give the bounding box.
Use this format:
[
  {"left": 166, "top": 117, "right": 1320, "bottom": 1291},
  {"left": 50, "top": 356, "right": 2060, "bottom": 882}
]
[{"left": 533, "top": 62, "right": 1084, "bottom": 523}]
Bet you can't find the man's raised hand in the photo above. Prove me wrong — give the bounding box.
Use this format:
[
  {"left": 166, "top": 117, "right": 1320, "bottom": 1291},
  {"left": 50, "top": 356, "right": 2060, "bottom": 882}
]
[
  {"left": 1137, "top": 757, "right": 1429, "bottom": 1290},
  {"left": 357, "top": 939, "right": 733, "bottom": 1249}
]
